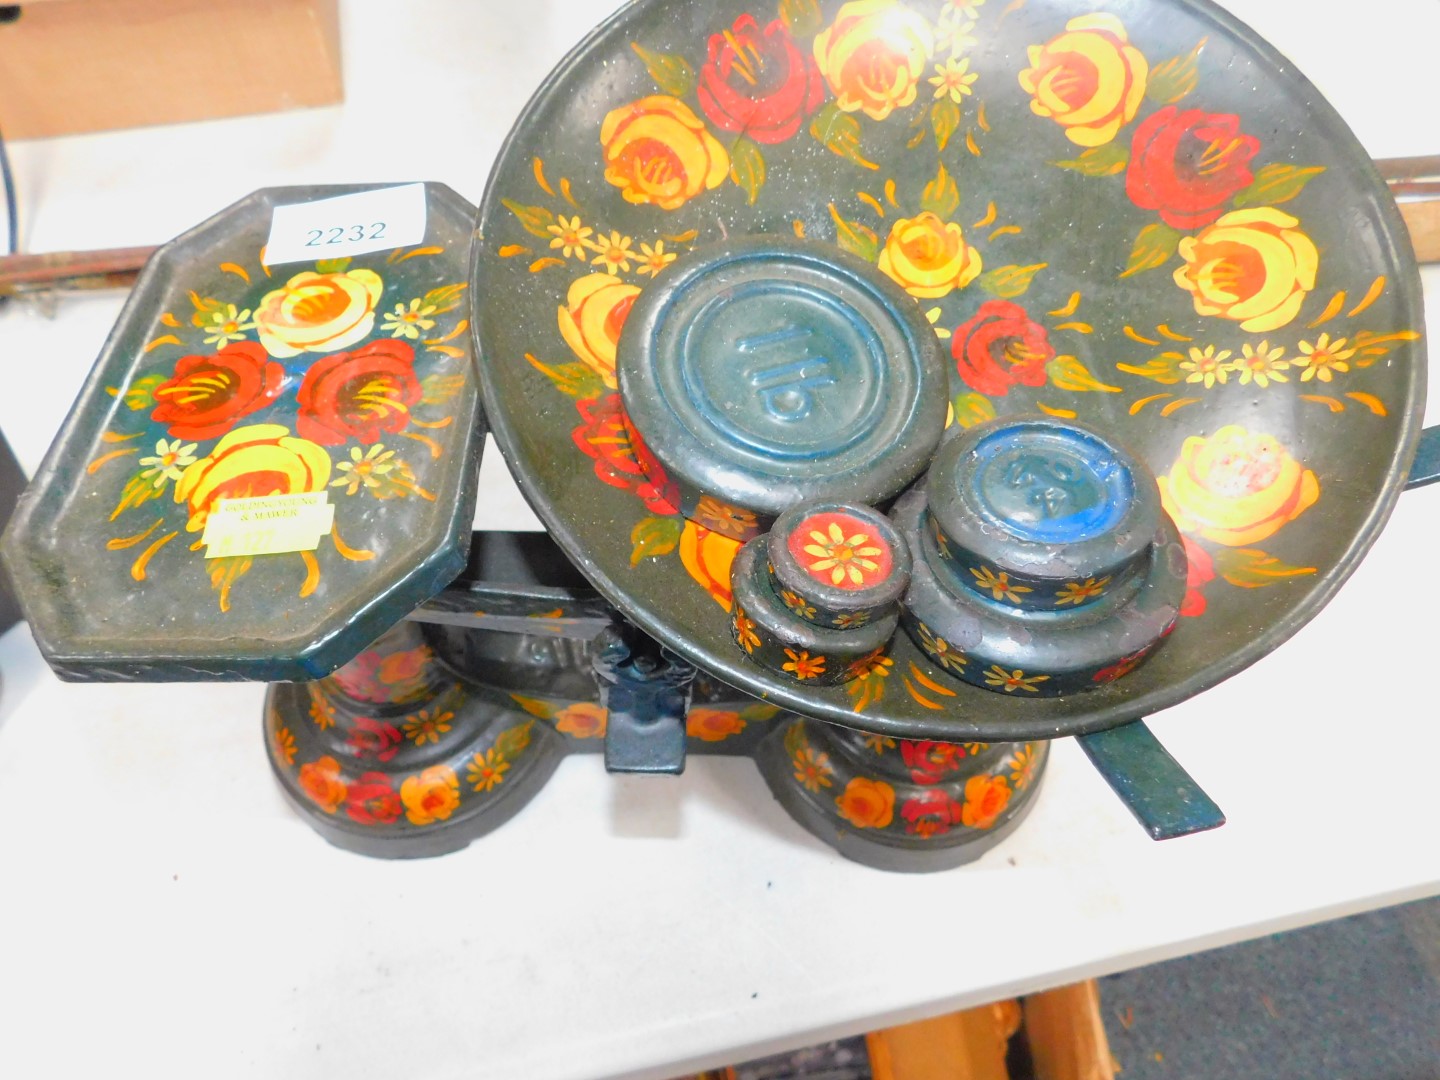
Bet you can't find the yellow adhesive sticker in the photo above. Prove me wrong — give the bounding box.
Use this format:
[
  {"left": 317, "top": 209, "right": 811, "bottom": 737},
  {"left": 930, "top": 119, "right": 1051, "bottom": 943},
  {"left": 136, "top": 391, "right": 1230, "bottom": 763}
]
[{"left": 200, "top": 493, "right": 336, "bottom": 559}]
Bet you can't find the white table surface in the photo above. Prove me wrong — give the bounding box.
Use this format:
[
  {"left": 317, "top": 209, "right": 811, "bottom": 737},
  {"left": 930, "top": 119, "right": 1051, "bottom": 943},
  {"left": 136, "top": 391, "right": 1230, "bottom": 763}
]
[{"left": 0, "top": 2, "right": 1437, "bottom": 1078}]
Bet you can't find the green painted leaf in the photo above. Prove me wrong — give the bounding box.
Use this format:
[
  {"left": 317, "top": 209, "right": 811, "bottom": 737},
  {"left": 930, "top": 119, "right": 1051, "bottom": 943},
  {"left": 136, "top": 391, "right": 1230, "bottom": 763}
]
[
  {"left": 314, "top": 257, "right": 352, "bottom": 273},
  {"left": 1231, "top": 163, "right": 1326, "bottom": 209},
  {"left": 810, "top": 103, "right": 879, "bottom": 171},
  {"left": 827, "top": 204, "right": 879, "bottom": 262},
  {"left": 422, "top": 282, "right": 467, "bottom": 314},
  {"left": 1051, "top": 143, "right": 1129, "bottom": 177},
  {"left": 526, "top": 356, "right": 605, "bottom": 399},
  {"left": 778, "top": 0, "right": 822, "bottom": 37},
  {"left": 420, "top": 373, "right": 465, "bottom": 405},
  {"left": 110, "top": 469, "right": 166, "bottom": 521},
  {"left": 120, "top": 373, "right": 166, "bottom": 411},
  {"left": 1046, "top": 355, "right": 1122, "bottom": 393},
  {"left": 1120, "top": 222, "right": 1182, "bottom": 278},
  {"left": 738, "top": 702, "right": 782, "bottom": 722},
  {"left": 630, "top": 42, "right": 696, "bottom": 97},
  {"left": 951, "top": 392, "right": 998, "bottom": 429},
  {"left": 920, "top": 162, "right": 960, "bottom": 219},
  {"left": 509, "top": 694, "right": 557, "bottom": 720},
  {"left": 1146, "top": 38, "right": 1206, "bottom": 105},
  {"left": 977, "top": 263, "right": 1047, "bottom": 298},
  {"left": 630, "top": 515, "right": 683, "bottom": 566},
  {"left": 930, "top": 98, "right": 961, "bottom": 151},
  {"left": 1213, "top": 547, "right": 1317, "bottom": 588},
  {"left": 1115, "top": 351, "right": 1185, "bottom": 384},
  {"left": 494, "top": 719, "right": 535, "bottom": 761},
  {"left": 501, "top": 199, "right": 557, "bottom": 239},
  {"left": 188, "top": 291, "right": 227, "bottom": 326},
  {"left": 729, "top": 137, "right": 767, "bottom": 206}
]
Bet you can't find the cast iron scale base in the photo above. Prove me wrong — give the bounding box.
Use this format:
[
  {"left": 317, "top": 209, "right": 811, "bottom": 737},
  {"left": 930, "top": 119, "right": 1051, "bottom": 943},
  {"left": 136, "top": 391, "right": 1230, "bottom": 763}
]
[{"left": 266, "top": 531, "right": 1050, "bottom": 870}]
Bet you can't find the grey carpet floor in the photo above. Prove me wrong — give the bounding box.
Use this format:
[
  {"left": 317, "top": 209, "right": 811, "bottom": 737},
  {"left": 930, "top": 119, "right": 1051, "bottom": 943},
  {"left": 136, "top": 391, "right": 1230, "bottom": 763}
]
[
  {"left": 725, "top": 895, "right": 1440, "bottom": 1080},
  {"left": 1100, "top": 896, "right": 1440, "bottom": 1080}
]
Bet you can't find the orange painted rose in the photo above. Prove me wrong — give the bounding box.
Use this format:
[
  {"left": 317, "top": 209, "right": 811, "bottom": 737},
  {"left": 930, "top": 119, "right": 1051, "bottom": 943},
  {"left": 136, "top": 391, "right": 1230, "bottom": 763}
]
[
  {"left": 680, "top": 520, "right": 742, "bottom": 610},
  {"left": 378, "top": 645, "right": 431, "bottom": 687},
  {"left": 600, "top": 95, "right": 729, "bottom": 211},
  {"left": 877, "top": 213, "right": 982, "bottom": 299},
  {"left": 400, "top": 765, "right": 460, "bottom": 826},
  {"left": 835, "top": 777, "right": 896, "bottom": 829},
  {"left": 1018, "top": 13, "right": 1148, "bottom": 147},
  {"left": 813, "top": 0, "right": 934, "bottom": 121},
  {"left": 960, "top": 773, "right": 1012, "bottom": 829},
  {"left": 1158, "top": 425, "right": 1320, "bottom": 547},
  {"left": 298, "top": 756, "right": 347, "bottom": 814},
  {"left": 1173, "top": 207, "right": 1318, "bottom": 333},
  {"left": 150, "top": 341, "right": 284, "bottom": 441},
  {"left": 555, "top": 702, "right": 607, "bottom": 739},
  {"left": 558, "top": 274, "right": 641, "bottom": 388},
  {"left": 173, "top": 423, "right": 331, "bottom": 531},
  {"left": 686, "top": 707, "right": 746, "bottom": 743},
  {"left": 254, "top": 268, "right": 384, "bottom": 358}
]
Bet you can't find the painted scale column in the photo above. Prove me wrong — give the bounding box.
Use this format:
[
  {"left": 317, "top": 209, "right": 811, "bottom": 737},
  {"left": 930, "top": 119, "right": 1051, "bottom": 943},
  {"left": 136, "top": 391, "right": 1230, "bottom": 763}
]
[
  {"left": 755, "top": 716, "right": 1048, "bottom": 872},
  {"left": 266, "top": 621, "right": 567, "bottom": 858}
]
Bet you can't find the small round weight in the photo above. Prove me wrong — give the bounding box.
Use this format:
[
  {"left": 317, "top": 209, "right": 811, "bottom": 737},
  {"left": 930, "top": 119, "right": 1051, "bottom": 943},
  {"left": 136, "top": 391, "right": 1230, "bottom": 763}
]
[
  {"left": 924, "top": 415, "right": 1162, "bottom": 613},
  {"left": 767, "top": 500, "right": 910, "bottom": 630},
  {"left": 729, "top": 536, "right": 897, "bottom": 687}
]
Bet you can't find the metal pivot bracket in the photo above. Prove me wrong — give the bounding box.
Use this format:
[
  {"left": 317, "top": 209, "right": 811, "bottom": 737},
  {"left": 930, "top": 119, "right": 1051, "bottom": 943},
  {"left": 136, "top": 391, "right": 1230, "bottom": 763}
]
[{"left": 593, "top": 624, "right": 697, "bottom": 775}]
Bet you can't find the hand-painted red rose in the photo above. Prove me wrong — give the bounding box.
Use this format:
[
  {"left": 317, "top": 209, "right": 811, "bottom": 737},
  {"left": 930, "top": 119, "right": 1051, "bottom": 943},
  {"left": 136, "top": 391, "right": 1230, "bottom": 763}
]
[
  {"left": 572, "top": 394, "right": 681, "bottom": 516},
  {"left": 698, "top": 14, "right": 824, "bottom": 144},
  {"left": 1126, "top": 106, "right": 1260, "bottom": 230},
  {"left": 899, "top": 740, "right": 968, "bottom": 785},
  {"left": 952, "top": 300, "right": 1055, "bottom": 396},
  {"left": 297, "top": 339, "right": 422, "bottom": 445},
  {"left": 347, "top": 716, "right": 403, "bottom": 763},
  {"left": 345, "top": 772, "right": 403, "bottom": 825},
  {"left": 900, "top": 788, "right": 963, "bottom": 837},
  {"left": 1178, "top": 535, "right": 1215, "bottom": 617},
  {"left": 150, "top": 341, "right": 284, "bottom": 440}
]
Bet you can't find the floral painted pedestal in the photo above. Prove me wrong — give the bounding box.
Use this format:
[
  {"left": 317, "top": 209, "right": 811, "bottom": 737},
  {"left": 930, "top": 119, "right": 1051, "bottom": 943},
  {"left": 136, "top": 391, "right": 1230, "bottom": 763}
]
[
  {"left": 264, "top": 534, "right": 1048, "bottom": 868},
  {"left": 266, "top": 621, "right": 572, "bottom": 858},
  {"left": 755, "top": 718, "right": 1046, "bottom": 872}
]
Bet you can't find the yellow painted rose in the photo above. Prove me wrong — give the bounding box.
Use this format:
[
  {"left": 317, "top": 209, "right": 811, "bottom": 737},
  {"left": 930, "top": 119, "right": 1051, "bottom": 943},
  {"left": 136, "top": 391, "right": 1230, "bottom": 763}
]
[
  {"left": 1018, "top": 13, "right": 1148, "bottom": 147},
  {"left": 813, "top": 0, "right": 934, "bottom": 121},
  {"left": 557, "top": 274, "right": 641, "bottom": 389},
  {"left": 400, "top": 765, "right": 460, "bottom": 826},
  {"left": 173, "top": 423, "right": 331, "bottom": 532},
  {"left": 600, "top": 95, "right": 729, "bottom": 211},
  {"left": 685, "top": 707, "right": 746, "bottom": 743},
  {"left": 254, "top": 269, "right": 384, "bottom": 358},
  {"left": 835, "top": 776, "right": 896, "bottom": 829},
  {"left": 1158, "top": 425, "right": 1320, "bottom": 547},
  {"left": 555, "top": 702, "right": 607, "bottom": 739},
  {"left": 1173, "top": 207, "right": 1319, "bottom": 333},
  {"left": 877, "top": 213, "right": 983, "bottom": 298}
]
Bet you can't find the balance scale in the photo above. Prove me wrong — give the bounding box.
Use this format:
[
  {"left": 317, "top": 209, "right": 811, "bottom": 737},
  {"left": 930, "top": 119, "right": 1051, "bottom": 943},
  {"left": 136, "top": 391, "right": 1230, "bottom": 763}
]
[{"left": 2, "top": 0, "right": 1434, "bottom": 871}]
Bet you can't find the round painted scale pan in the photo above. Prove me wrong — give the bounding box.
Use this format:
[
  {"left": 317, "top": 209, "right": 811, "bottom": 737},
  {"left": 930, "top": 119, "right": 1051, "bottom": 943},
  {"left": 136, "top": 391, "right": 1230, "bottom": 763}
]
[{"left": 473, "top": 0, "right": 1426, "bottom": 740}]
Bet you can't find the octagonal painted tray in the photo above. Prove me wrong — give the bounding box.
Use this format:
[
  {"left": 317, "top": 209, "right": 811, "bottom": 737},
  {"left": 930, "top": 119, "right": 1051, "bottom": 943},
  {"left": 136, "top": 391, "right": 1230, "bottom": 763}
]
[
  {"left": 3, "top": 183, "right": 484, "bottom": 681},
  {"left": 473, "top": 0, "right": 1426, "bottom": 740}
]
